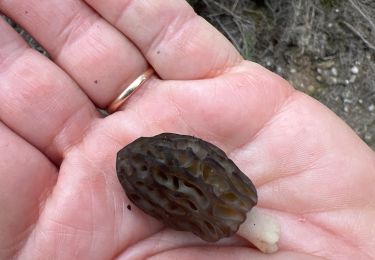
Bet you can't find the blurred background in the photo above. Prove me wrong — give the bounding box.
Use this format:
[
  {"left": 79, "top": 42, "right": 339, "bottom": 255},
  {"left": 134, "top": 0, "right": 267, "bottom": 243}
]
[
  {"left": 2, "top": 0, "right": 375, "bottom": 150},
  {"left": 188, "top": 0, "right": 375, "bottom": 150}
]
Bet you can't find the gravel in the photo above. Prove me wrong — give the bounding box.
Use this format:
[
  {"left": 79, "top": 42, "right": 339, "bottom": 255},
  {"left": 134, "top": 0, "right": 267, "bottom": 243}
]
[{"left": 189, "top": 0, "right": 375, "bottom": 150}]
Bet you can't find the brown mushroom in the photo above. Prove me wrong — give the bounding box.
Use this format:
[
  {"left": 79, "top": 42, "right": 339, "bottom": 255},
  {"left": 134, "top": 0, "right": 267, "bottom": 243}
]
[{"left": 116, "top": 133, "right": 280, "bottom": 253}]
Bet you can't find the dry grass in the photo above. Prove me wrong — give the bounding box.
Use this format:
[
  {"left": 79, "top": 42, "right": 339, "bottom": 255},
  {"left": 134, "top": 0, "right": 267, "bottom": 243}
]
[{"left": 189, "top": 0, "right": 375, "bottom": 149}]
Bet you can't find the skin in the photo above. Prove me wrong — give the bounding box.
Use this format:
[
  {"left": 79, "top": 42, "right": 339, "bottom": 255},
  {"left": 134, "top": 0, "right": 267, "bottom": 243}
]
[{"left": 0, "top": 0, "right": 374, "bottom": 259}]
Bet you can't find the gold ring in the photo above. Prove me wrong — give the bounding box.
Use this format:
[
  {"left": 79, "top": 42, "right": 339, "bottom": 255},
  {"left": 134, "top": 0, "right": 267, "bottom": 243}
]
[{"left": 107, "top": 68, "right": 155, "bottom": 113}]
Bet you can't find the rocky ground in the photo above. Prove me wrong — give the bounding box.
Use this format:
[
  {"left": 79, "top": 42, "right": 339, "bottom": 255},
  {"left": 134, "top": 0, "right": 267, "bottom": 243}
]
[
  {"left": 2, "top": 0, "right": 375, "bottom": 150},
  {"left": 189, "top": 0, "right": 375, "bottom": 150}
]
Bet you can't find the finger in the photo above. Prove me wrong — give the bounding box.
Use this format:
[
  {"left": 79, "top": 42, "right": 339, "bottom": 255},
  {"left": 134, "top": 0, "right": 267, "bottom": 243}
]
[
  {"left": 84, "top": 0, "right": 243, "bottom": 79},
  {"left": 0, "top": 19, "right": 97, "bottom": 161},
  {"left": 0, "top": 122, "right": 57, "bottom": 259},
  {"left": 116, "top": 61, "right": 294, "bottom": 153},
  {"left": 0, "top": 0, "right": 148, "bottom": 108}
]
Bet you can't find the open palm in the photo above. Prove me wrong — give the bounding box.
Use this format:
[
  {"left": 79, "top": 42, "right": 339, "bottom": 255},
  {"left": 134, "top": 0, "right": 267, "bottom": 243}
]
[{"left": 1, "top": 1, "right": 374, "bottom": 259}]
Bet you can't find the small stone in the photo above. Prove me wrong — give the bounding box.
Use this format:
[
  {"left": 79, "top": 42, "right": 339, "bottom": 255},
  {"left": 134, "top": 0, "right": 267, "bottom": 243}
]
[
  {"left": 344, "top": 79, "right": 350, "bottom": 85},
  {"left": 349, "top": 75, "right": 357, "bottom": 83},
  {"left": 316, "top": 75, "right": 323, "bottom": 82},
  {"left": 307, "top": 85, "right": 315, "bottom": 93},
  {"left": 342, "top": 90, "right": 351, "bottom": 99},
  {"left": 317, "top": 68, "right": 322, "bottom": 74},
  {"left": 331, "top": 67, "right": 338, "bottom": 76},
  {"left": 290, "top": 68, "right": 297, "bottom": 74},
  {"left": 331, "top": 77, "right": 337, "bottom": 84},
  {"left": 276, "top": 66, "right": 283, "bottom": 74},
  {"left": 344, "top": 105, "right": 349, "bottom": 112},
  {"left": 368, "top": 104, "right": 375, "bottom": 112},
  {"left": 327, "top": 23, "right": 333, "bottom": 28},
  {"left": 358, "top": 99, "right": 363, "bottom": 104},
  {"left": 350, "top": 66, "right": 359, "bottom": 74},
  {"left": 266, "top": 61, "right": 272, "bottom": 67},
  {"left": 318, "top": 60, "right": 335, "bottom": 69},
  {"left": 322, "top": 70, "right": 330, "bottom": 77},
  {"left": 365, "top": 133, "right": 372, "bottom": 141}
]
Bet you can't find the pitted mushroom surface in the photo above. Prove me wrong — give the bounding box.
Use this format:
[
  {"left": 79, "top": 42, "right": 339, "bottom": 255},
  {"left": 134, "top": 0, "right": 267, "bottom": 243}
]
[{"left": 116, "top": 133, "right": 258, "bottom": 242}]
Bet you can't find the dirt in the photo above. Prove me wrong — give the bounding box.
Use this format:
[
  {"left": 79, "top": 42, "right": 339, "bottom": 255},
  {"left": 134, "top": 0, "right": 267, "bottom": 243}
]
[{"left": 189, "top": 0, "right": 375, "bottom": 150}]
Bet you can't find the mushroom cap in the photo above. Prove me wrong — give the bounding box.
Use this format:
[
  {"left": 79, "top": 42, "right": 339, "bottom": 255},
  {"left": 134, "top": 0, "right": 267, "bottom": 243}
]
[{"left": 116, "top": 133, "right": 258, "bottom": 242}]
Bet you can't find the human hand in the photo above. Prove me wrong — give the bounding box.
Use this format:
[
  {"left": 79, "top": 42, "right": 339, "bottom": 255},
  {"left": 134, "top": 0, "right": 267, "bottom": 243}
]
[{"left": 1, "top": 1, "right": 374, "bottom": 259}]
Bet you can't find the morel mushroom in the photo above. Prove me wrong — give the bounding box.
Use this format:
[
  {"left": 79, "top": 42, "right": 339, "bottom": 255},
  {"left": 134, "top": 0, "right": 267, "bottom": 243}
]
[{"left": 116, "top": 133, "right": 280, "bottom": 253}]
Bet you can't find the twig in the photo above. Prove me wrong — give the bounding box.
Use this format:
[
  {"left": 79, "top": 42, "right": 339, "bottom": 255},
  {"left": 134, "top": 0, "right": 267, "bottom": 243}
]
[
  {"left": 348, "top": 0, "right": 375, "bottom": 32},
  {"left": 204, "top": 0, "right": 244, "bottom": 21},
  {"left": 231, "top": 0, "right": 240, "bottom": 12},
  {"left": 340, "top": 20, "right": 375, "bottom": 52},
  {"left": 214, "top": 16, "right": 242, "bottom": 52},
  {"left": 233, "top": 18, "right": 251, "bottom": 58}
]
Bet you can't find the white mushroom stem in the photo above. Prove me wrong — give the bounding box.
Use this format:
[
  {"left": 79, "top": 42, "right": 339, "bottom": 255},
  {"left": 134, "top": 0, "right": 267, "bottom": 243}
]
[{"left": 237, "top": 207, "right": 281, "bottom": 254}]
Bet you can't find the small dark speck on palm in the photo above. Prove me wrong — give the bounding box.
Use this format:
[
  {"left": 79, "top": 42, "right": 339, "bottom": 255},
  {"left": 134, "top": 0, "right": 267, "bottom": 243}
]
[{"left": 127, "top": 205, "right": 131, "bottom": 211}]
